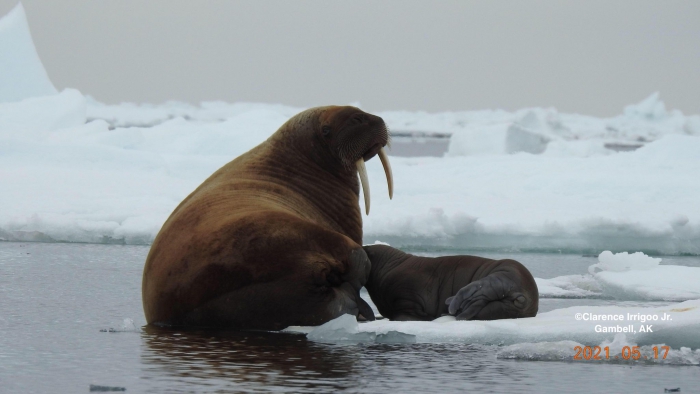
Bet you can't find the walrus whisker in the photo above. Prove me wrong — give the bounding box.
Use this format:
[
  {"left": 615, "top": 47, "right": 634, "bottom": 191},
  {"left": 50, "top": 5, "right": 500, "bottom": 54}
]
[
  {"left": 378, "top": 147, "right": 393, "bottom": 199},
  {"left": 356, "top": 159, "right": 370, "bottom": 215}
]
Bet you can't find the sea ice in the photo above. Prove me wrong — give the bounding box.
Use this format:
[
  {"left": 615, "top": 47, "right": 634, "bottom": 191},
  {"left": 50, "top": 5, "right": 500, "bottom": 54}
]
[
  {"left": 591, "top": 251, "right": 700, "bottom": 301},
  {"left": 298, "top": 251, "right": 700, "bottom": 349},
  {"left": 298, "top": 254, "right": 700, "bottom": 348},
  {"left": 1, "top": 3, "right": 699, "bottom": 255},
  {"left": 595, "top": 266, "right": 700, "bottom": 302},
  {"left": 537, "top": 251, "right": 700, "bottom": 301},
  {"left": 446, "top": 94, "right": 700, "bottom": 158},
  {"left": 0, "top": 4, "right": 57, "bottom": 102},
  {"left": 376, "top": 331, "right": 417, "bottom": 344},
  {"left": 0, "top": 89, "right": 86, "bottom": 138},
  {"left": 303, "top": 314, "right": 417, "bottom": 344},
  {"left": 2, "top": 100, "right": 699, "bottom": 254},
  {"left": 286, "top": 299, "right": 700, "bottom": 349},
  {"left": 589, "top": 251, "right": 661, "bottom": 273},
  {"left": 305, "top": 314, "right": 377, "bottom": 343}
]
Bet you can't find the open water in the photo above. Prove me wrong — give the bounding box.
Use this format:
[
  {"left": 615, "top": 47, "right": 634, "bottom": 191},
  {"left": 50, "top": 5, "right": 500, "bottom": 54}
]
[{"left": 0, "top": 242, "right": 697, "bottom": 393}]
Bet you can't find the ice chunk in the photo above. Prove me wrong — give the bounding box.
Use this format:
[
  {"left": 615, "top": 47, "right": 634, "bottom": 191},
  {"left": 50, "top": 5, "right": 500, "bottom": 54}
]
[
  {"left": 376, "top": 331, "right": 417, "bottom": 344},
  {"left": 589, "top": 251, "right": 661, "bottom": 274},
  {"left": 505, "top": 123, "right": 550, "bottom": 154},
  {"left": 623, "top": 92, "right": 668, "bottom": 120},
  {"left": 0, "top": 3, "right": 57, "bottom": 102},
  {"left": 304, "top": 315, "right": 415, "bottom": 344},
  {"left": 537, "top": 251, "right": 700, "bottom": 302},
  {"left": 306, "top": 314, "right": 376, "bottom": 343},
  {"left": 595, "top": 266, "right": 700, "bottom": 301},
  {"left": 588, "top": 251, "right": 700, "bottom": 301},
  {"left": 120, "top": 318, "right": 138, "bottom": 332}
]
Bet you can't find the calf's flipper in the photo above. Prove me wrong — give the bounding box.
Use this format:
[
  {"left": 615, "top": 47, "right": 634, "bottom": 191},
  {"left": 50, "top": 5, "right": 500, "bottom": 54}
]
[{"left": 446, "top": 270, "right": 531, "bottom": 320}]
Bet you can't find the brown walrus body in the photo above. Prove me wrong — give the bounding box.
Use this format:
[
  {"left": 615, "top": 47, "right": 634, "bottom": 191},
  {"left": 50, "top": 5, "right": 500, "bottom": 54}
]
[
  {"left": 363, "top": 245, "right": 539, "bottom": 321},
  {"left": 142, "top": 105, "right": 539, "bottom": 330},
  {"left": 142, "top": 106, "right": 391, "bottom": 330}
]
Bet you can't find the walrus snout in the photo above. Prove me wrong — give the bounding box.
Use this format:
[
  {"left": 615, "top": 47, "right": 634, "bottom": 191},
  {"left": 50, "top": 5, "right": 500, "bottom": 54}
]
[
  {"left": 333, "top": 282, "right": 376, "bottom": 322},
  {"left": 362, "top": 143, "right": 383, "bottom": 161}
]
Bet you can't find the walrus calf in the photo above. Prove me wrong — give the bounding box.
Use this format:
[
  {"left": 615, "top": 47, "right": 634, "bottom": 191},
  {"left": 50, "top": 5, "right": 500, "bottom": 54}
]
[
  {"left": 363, "top": 245, "right": 538, "bottom": 321},
  {"left": 142, "top": 106, "right": 394, "bottom": 330}
]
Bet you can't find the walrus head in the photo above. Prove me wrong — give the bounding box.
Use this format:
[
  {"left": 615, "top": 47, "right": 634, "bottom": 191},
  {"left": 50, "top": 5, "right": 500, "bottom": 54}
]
[{"left": 316, "top": 106, "right": 393, "bottom": 215}]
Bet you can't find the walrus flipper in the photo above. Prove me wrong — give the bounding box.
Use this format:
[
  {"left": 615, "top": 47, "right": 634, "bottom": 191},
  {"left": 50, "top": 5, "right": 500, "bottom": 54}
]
[{"left": 445, "top": 267, "right": 535, "bottom": 320}]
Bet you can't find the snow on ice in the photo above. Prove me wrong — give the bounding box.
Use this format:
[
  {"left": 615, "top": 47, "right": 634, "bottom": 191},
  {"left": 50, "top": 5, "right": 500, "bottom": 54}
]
[
  {"left": 2, "top": 91, "right": 699, "bottom": 253},
  {"left": 1, "top": 2, "right": 698, "bottom": 251}
]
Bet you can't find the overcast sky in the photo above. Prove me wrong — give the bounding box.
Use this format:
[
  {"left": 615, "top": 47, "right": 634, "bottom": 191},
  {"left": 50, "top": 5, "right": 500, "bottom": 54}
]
[{"left": 2, "top": 0, "right": 699, "bottom": 116}]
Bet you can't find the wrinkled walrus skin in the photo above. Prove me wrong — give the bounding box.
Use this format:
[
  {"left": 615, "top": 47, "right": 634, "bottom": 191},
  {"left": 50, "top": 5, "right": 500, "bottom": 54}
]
[
  {"left": 142, "top": 106, "right": 392, "bottom": 330},
  {"left": 364, "top": 245, "right": 539, "bottom": 321}
]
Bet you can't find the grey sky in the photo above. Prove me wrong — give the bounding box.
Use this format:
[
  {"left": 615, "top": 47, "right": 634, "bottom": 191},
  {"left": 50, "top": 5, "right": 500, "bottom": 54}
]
[{"left": 2, "top": 0, "right": 699, "bottom": 116}]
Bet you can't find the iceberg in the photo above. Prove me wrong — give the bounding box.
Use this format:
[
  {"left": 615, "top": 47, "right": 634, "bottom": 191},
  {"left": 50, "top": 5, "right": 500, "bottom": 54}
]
[{"left": 0, "top": 3, "right": 57, "bottom": 102}]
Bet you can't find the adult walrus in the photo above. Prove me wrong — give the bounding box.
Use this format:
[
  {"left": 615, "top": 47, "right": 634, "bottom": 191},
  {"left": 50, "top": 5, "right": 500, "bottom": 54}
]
[
  {"left": 363, "top": 245, "right": 538, "bottom": 321},
  {"left": 142, "top": 105, "right": 538, "bottom": 330},
  {"left": 142, "top": 106, "right": 392, "bottom": 330}
]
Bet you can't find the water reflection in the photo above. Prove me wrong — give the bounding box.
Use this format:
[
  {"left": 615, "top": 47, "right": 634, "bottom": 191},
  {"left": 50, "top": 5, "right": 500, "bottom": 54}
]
[
  {"left": 140, "top": 326, "right": 536, "bottom": 392},
  {"left": 142, "top": 326, "right": 363, "bottom": 392}
]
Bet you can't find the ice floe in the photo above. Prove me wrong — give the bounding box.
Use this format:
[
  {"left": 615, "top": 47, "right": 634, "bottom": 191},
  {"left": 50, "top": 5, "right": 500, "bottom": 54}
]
[
  {"left": 1, "top": 92, "right": 699, "bottom": 253},
  {"left": 537, "top": 251, "right": 700, "bottom": 302},
  {"left": 288, "top": 300, "right": 700, "bottom": 350}
]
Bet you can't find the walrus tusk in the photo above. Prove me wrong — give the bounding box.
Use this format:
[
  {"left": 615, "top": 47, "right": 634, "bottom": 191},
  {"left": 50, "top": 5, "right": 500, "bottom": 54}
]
[
  {"left": 378, "top": 147, "right": 393, "bottom": 200},
  {"left": 356, "top": 159, "right": 370, "bottom": 215}
]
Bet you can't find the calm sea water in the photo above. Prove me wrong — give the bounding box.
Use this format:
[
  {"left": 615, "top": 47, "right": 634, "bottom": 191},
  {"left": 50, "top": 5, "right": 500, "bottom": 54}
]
[{"left": 0, "top": 242, "right": 697, "bottom": 393}]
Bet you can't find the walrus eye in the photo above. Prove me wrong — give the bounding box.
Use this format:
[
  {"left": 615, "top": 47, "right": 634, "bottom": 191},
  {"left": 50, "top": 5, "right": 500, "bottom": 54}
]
[{"left": 322, "top": 126, "right": 331, "bottom": 136}]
